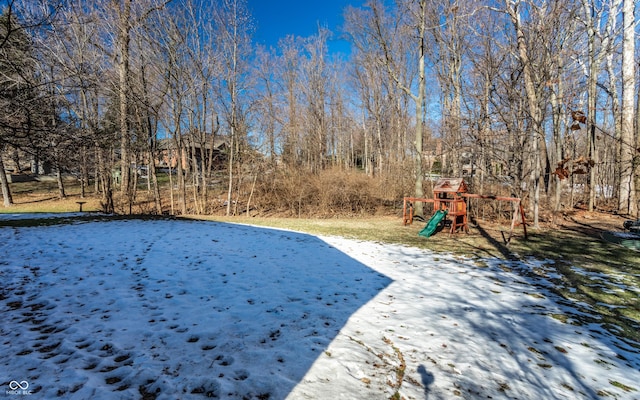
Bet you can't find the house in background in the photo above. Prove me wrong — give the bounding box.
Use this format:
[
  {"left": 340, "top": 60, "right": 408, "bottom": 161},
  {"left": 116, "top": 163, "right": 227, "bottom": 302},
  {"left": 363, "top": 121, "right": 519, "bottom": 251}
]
[
  {"left": 1, "top": 146, "right": 53, "bottom": 182},
  {"left": 155, "top": 137, "right": 229, "bottom": 173}
]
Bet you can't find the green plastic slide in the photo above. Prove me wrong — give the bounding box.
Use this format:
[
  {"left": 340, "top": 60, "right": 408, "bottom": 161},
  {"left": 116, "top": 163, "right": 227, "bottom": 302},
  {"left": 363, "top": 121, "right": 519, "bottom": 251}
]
[{"left": 418, "top": 210, "right": 448, "bottom": 238}]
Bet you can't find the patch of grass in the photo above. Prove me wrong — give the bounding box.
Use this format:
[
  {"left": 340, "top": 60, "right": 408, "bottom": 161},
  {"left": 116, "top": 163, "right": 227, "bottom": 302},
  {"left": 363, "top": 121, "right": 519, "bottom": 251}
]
[
  {"left": 609, "top": 380, "right": 636, "bottom": 392},
  {"left": 1, "top": 196, "right": 102, "bottom": 213},
  {"left": 560, "top": 383, "right": 574, "bottom": 391},
  {"left": 555, "top": 346, "right": 568, "bottom": 354},
  {"left": 595, "top": 359, "right": 614, "bottom": 369},
  {"left": 540, "top": 265, "right": 640, "bottom": 343},
  {"left": 188, "top": 215, "right": 519, "bottom": 257},
  {"left": 382, "top": 336, "right": 406, "bottom": 393},
  {"left": 497, "top": 382, "right": 510, "bottom": 392},
  {"left": 2, "top": 180, "right": 102, "bottom": 213},
  {"left": 349, "top": 335, "right": 407, "bottom": 399}
]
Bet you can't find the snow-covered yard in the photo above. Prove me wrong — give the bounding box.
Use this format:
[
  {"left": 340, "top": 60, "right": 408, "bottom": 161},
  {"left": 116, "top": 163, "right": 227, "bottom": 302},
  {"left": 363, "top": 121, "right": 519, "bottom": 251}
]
[{"left": 1, "top": 215, "right": 638, "bottom": 399}]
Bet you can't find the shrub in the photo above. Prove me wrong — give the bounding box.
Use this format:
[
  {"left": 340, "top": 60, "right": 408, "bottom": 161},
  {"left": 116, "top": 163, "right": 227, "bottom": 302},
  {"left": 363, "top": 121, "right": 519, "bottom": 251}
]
[{"left": 249, "top": 167, "right": 410, "bottom": 217}]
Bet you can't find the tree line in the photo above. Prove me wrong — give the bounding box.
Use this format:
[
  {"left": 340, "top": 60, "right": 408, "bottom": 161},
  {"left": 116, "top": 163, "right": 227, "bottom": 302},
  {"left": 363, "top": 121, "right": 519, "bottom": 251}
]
[{"left": 1, "top": 0, "right": 638, "bottom": 225}]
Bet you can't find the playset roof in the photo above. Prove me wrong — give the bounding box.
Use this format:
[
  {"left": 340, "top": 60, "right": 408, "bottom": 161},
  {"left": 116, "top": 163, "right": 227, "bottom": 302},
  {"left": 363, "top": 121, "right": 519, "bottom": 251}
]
[{"left": 433, "top": 178, "right": 467, "bottom": 193}]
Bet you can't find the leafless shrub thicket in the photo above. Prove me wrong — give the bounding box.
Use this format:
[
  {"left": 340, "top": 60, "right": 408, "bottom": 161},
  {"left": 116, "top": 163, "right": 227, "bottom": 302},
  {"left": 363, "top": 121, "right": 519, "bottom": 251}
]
[{"left": 230, "top": 168, "right": 409, "bottom": 218}]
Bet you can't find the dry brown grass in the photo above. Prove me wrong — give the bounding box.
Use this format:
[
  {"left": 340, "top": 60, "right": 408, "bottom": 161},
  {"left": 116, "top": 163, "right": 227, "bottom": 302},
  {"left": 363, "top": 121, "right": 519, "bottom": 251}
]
[{"left": 2, "top": 180, "right": 102, "bottom": 213}]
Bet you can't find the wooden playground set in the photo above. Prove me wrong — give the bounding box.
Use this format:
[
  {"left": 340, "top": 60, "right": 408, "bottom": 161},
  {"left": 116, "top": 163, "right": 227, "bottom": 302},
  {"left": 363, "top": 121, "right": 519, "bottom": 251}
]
[{"left": 402, "top": 178, "right": 528, "bottom": 243}]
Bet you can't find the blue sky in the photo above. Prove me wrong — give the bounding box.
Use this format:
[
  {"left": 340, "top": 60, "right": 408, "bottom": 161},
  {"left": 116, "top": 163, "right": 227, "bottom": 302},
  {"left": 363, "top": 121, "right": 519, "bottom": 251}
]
[
  {"left": 0, "top": 0, "right": 364, "bottom": 54},
  {"left": 247, "top": 0, "right": 365, "bottom": 54}
]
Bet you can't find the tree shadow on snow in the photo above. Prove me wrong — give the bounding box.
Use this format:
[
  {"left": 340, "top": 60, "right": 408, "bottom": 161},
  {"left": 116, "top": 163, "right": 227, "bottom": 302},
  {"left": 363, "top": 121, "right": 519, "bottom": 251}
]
[{"left": 0, "top": 218, "right": 392, "bottom": 399}]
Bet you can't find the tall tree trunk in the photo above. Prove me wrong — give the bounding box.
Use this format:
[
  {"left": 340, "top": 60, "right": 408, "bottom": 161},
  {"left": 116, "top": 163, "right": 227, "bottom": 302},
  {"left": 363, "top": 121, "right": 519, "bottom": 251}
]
[
  {"left": 414, "top": 0, "right": 426, "bottom": 215},
  {"left": 98, "top": 148, "right": 114, "bottom": 213},
  {"left": 220, "top": 0, "right": 246, "bottom": 217},
  {"left": 636, "top": 87, "right": 640, "bottom": 217},
  {"left": 369, "top": 0, "right": 426, "bottom": 215},
  {"left": 56, "top": 166, "right": 66, "bottom": 199},
  {"left": 506, "top": 0, "right": 542, "bottom": 228},
  {"left": 0, "top": 147, "right": 13, "bottom": 207},
  {"left": 580, "top": 0, "right": 618, "bottom": 211},
  {"left": 80, "top": 146, "right": 88, "bottom": 199},
  {"left": 177, "top": 140, "right": 187, "bottom": 215},
  {"left": 138, "top": 61, "right": 162, "bottom": 215},
  {"left": 607, "top": 51, "right": 622, "bottom": 202},
  {"left": 619, "top": 0, "right": 636, "bottom": 215},
  {"left": 226, "top": 122, "right": 235, "bottom": 216},
  {"left": 118, "top": 0, "right": 132, "bottom": 209},
  {"left": 550, "top": 78, "right": 564, "bottom": 212},
  {"left": 586, "top": 51, "right": 598, "bottom": 212}
]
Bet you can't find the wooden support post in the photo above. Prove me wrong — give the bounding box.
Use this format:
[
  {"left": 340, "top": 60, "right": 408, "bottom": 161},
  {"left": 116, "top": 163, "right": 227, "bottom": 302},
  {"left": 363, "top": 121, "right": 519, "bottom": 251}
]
[
  {"left": 402, "top": 197, "right": 435, "bottom": 226},
  {"left": 519, "top": 202, "right": 528, "bottom": 238},
  {"left": 507, "top": 206, "right": 518, "bottom": 244},
  {"left": 506, "top": 200, "right": 528, "bottom": 244},
  {"left": 403, "top": 198, "right": 410, "bottom": 225}
]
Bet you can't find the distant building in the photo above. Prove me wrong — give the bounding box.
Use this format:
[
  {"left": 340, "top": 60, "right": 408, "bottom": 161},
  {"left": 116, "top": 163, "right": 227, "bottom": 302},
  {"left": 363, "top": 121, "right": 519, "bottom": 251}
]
[
  {"left": 155, "top": 138, "right": 229, "bottom": 172},
  {"left": 1, "top": 147, "right": 51, "bottom": 181}
]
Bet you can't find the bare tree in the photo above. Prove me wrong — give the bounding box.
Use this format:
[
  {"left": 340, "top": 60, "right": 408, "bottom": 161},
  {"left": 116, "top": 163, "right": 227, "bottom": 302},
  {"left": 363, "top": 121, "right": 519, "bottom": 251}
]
[
  {"left": 278, "top": 35, "right": 304, "bottom": 167},
  {"left": 299, "top": 28, "right": 331, "bottom": 173},
  {"left": 253, "top": 45, "right": 280, "bottom": 166},
  {"left": 0, "top": 1, "right": 56, "bottom": 206},
  {"left": 502, "top": 0, "right": 546, "bottom": 228},
  {"left": 132, "top": 31, "right": 166, "bottom": 214},
  {"left": 345, "top": 0, "right": 428, "bottom": 215},
  {"left": 350, "top": 52, "right": 385, "bottom": 176},
  {"left": 0, "top": 7, "right": 26, "bottom": 207},
  {"left": 182, "top": 0, "right": 222, "bottom": 214},
  {"left": 96, "top": 0, "right": 170, "bottom": 213},
  {"left": 157, "top": 16, "right": 190, "bottom": 215},
  {"left": 211, "top": 0, "right": 253, "bottom": 216},
  {"left": 425, "top": 0, "right": 470, "bottom": 177},
  {"left": 579, "top": 0, "right": 620, "bottom": 212},
  {"left": 346, "top": 8, "right": 405, "bottom": 178},
  {"left": 619, "top": 0, "right": 636, "bottom": 215}
]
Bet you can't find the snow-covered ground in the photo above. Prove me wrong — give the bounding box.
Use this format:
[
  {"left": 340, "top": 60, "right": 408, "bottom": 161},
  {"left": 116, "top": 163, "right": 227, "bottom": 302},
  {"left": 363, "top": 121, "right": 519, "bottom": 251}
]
[{"left": 0, "top": 215, "right": 638, "bottom": 399}]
